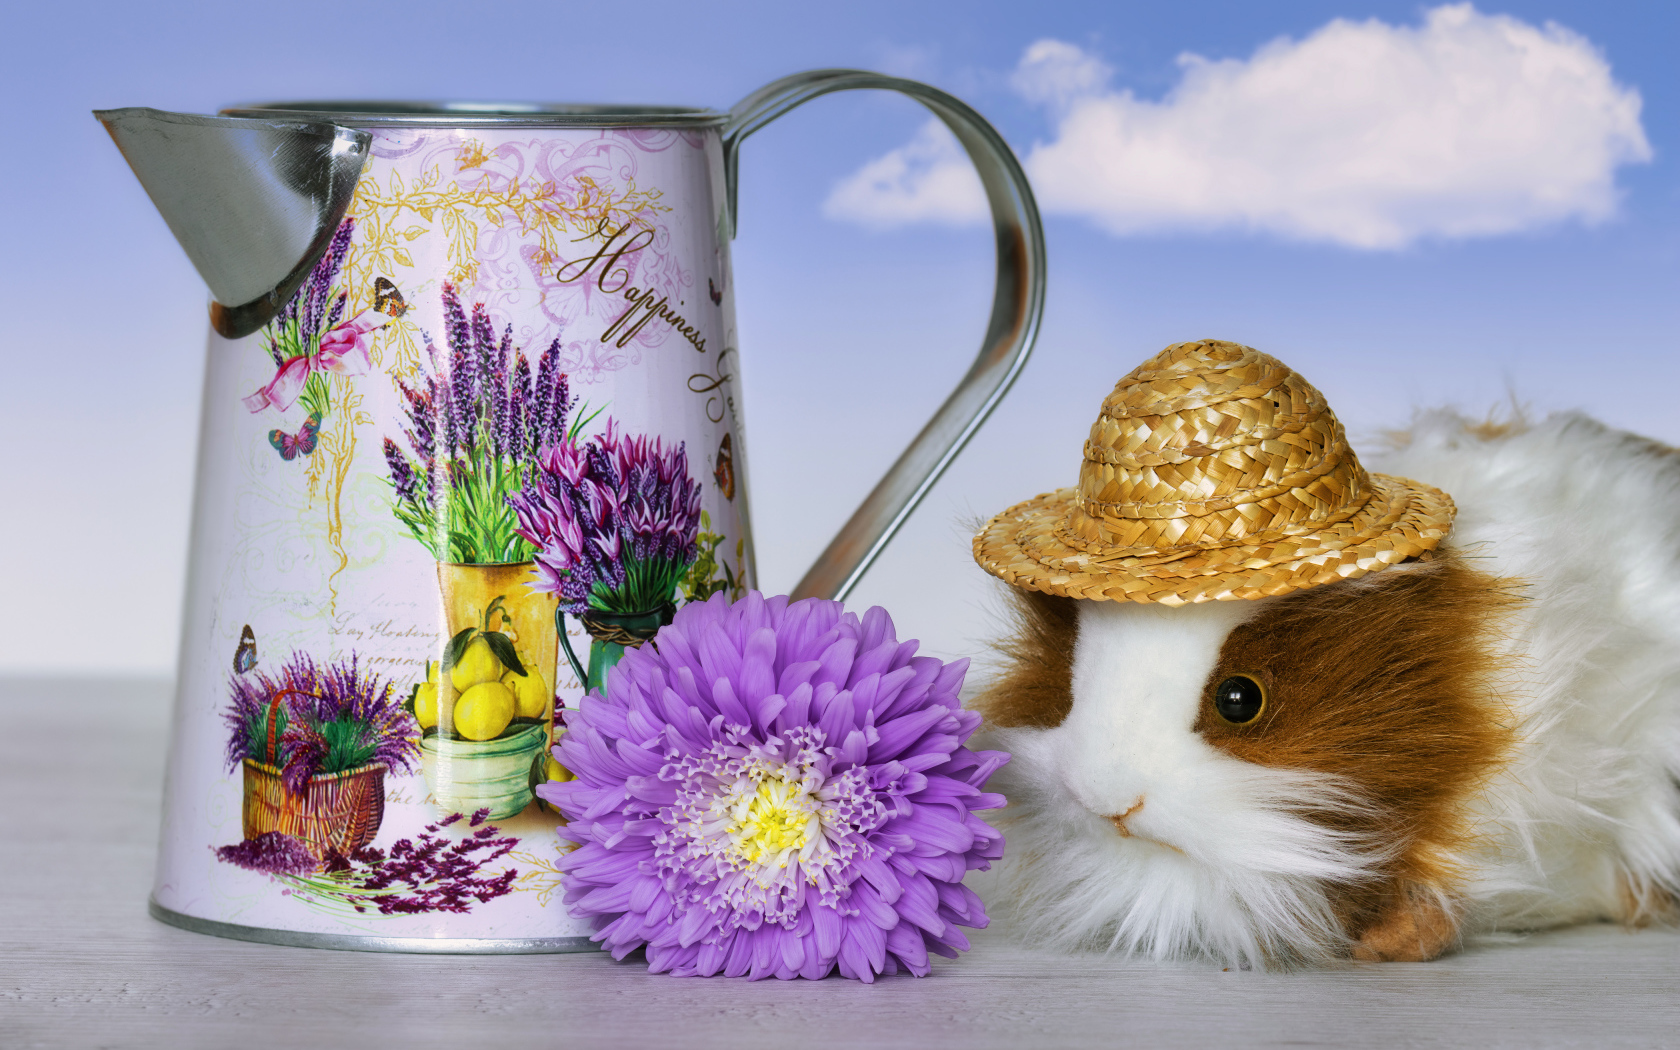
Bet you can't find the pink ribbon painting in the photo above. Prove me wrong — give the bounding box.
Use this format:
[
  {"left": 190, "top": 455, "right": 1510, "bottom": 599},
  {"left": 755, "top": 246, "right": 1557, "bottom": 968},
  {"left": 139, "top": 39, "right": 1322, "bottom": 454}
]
[{"left": 242, "top": 314, "right": 382, "bottom": 414}]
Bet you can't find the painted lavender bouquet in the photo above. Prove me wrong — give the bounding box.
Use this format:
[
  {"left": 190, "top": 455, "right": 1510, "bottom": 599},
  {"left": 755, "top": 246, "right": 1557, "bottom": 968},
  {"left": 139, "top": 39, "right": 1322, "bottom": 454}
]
[
  {"left": 244, "top": 217, "right": 379, "bottom": 429},
  {"left": 224, "top": 652, "right": 420, "bottom": 791},
  {"left": 507, "top": 419, "right": 703, "bottom": 618},
  {"left": 383, "top": 284, "right": 576, "bottom": 564},
  {"left": 217, "top": 809, "right": 519, "bottom": 917},
  {"left": 547, "top": 592, "right": 1008, "bottom": 981}
]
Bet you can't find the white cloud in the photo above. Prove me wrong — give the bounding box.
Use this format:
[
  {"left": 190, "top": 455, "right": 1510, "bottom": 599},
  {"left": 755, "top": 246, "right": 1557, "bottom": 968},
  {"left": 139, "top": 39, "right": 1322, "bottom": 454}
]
[
  {"left": 827, "top": 4, "right": 1651, "bottom": 249},
  {"left": 822, "top": 117, "right": 987, "bottom": 229},
  {"left": 1011, "top": 38, "right": 1112, "bottom": 110}
]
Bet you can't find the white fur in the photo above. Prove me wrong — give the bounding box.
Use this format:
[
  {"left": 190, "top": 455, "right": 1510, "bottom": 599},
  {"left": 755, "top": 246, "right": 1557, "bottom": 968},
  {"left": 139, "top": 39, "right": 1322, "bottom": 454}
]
[
  {"left": 1379, "top": 412, "right": 1680, "bottom": 930},
  {"left": 984, "top": 410, "right": 1680, "bottom": 964}
]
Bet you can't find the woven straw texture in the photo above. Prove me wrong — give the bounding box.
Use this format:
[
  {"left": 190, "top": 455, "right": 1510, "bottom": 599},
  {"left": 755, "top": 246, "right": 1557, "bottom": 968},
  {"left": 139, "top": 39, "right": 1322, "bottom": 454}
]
[
  {"left": 974, "top": 340, "right": 1456, "bottom": 604},
  {"left": 241, "top": 760, "right": 387, "bottom": 859}
]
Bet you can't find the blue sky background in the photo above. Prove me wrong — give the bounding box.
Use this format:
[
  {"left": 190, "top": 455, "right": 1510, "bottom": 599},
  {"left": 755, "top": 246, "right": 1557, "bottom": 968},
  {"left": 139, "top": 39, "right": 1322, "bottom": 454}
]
[{"left": 2, "top": 1, "right": 1675, "bottom": 675}]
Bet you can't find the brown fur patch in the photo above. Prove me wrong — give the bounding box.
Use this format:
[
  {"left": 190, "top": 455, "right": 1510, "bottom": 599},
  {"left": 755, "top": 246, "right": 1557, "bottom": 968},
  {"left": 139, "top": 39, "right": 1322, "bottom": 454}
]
[
  {"left": 1194, "top": 550, "right": 1520, "bottom": 957},
  {"left": 1350, "top": 882, "right": 1460, "bottom": 962},
  {"left": 972, "top": 586, "right": 1079, "bottom": 729}
]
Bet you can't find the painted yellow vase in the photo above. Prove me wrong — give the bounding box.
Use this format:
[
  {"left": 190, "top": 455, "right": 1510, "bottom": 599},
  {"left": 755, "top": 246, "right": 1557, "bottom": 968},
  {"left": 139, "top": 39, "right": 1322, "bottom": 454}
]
[{"left": 423, "top": 561, "right": 558, "bottom": 819}]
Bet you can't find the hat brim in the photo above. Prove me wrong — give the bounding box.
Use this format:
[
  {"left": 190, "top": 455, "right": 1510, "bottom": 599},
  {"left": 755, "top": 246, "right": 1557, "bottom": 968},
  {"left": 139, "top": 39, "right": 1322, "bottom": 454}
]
[{"left": 974, "top": 473, "right": 1455, "bottom": 605}]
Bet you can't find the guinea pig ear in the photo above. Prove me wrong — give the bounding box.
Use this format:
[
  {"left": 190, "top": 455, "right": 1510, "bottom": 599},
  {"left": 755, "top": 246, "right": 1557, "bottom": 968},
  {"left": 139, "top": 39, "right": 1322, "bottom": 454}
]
[{"left": 974, "top": 586, "right": 1079, "bottom": 728}]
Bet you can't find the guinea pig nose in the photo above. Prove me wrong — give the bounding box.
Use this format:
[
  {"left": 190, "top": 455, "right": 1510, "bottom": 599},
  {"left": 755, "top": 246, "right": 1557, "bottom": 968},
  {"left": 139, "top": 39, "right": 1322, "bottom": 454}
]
[{"left": 1107, "top": 797, "right": 1146, "bottom": 837}]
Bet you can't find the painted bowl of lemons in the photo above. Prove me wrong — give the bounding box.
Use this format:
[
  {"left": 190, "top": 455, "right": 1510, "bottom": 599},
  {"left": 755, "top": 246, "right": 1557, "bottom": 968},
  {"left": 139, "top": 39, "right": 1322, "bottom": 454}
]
[{"left": 420, "top": 721, "right": 547, "bottom": 820}]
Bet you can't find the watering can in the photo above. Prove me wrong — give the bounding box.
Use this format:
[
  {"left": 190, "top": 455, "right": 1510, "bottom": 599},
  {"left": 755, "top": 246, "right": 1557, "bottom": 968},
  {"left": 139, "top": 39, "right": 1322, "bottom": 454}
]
[{"left": 97, "top": 71, "right": 1045, "bottom": 952}]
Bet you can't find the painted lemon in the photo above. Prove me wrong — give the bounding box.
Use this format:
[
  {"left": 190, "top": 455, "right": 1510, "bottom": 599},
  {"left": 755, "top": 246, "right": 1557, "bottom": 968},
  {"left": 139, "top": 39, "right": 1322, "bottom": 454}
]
[
  {"left": 454, "top": 681, "right": 515, "bottom": 741},
  {"left": 545, "top": 756, "right": 574, "bottom": 784},
  {"left": 425, "top": 660, "right": 440, "bottom": 683},
  {"left": 503, "top": 667, "right": 551, "bottom": 720},
  {"left": 413, "top": 681, "right": 439, "bottom": 730},
  {"left": 450, "top": 637, "right": 503, "bottom": 692}
]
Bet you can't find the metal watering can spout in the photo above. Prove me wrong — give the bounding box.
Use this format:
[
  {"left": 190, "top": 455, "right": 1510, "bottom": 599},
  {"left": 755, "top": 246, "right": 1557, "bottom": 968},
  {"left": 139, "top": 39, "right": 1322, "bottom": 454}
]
[{"left": 93, "top": 107, "right": 371, "bottom": 338}]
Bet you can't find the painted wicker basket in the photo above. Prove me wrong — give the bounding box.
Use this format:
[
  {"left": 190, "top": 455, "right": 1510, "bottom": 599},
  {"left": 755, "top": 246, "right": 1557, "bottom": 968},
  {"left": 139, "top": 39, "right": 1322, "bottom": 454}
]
[
  {"left": 241, "top": 759, "right": 387, "bottom": 859},
  {"left": 240, "top": 688, "right": 386, "bottom": 858}
]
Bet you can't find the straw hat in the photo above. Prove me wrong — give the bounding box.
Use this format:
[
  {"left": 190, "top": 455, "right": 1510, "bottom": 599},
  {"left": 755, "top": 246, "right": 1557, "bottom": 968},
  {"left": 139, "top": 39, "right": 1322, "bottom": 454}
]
[{"left": 974, "top": 339, "right": 1456, "bottom": 605}]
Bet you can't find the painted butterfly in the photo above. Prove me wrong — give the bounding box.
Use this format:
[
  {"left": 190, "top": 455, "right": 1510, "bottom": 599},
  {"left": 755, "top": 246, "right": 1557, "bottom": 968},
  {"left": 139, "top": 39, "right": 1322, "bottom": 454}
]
[
  {"left": 713, "top": 432, "right": 735, "bottom": 501},
  {"left": 708, "top": 277, "right": 723, "bottom": 306},
  {"left": 269, "top": 412, "right": 321, "bottom": 460},
  {"left": 233, "top": 625, "right": 258, "bottom": 675},
  {"left": 374, "top": 277, "right": 409, "bottom": 317}
]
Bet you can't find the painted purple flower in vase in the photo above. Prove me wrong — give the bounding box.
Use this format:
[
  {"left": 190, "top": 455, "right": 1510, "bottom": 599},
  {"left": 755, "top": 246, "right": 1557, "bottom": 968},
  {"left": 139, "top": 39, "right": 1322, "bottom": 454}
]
[
  {"left": 546, "top": 592, "right": 1008, "bottom": 981},
  {"left": 508, "top": 420, "right": 703, "bottom": 618},
  {"left": 507, "top": 419, "right": 704, "bottom": 694}
]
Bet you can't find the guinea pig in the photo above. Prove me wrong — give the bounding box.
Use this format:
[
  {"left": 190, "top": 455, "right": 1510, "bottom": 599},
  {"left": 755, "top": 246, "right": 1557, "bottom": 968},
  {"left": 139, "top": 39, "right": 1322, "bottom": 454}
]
[{"left": 970, "top": 339, "right": 1680, "bottom": 967}]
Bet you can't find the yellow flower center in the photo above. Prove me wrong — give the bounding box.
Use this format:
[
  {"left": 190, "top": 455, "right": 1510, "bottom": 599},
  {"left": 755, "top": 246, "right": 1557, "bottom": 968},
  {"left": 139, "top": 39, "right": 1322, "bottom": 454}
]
[{"left": 725, "top": 775, "right": 812, "bottom": 866}]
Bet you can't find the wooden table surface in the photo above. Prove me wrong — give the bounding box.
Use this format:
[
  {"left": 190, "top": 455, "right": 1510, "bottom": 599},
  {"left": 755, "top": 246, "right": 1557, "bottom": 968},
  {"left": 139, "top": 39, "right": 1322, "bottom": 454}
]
[{"left": 3, "top": 678, "right": 1677, "bottom": 1049}]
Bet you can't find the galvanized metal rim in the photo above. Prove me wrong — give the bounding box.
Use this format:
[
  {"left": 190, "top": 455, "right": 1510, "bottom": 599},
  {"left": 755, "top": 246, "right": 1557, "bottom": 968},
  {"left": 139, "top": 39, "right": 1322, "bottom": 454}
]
[
  {"left": 221, "top": 100, "right": 728, "bottom": 128},
  {"left": 150, "top": 899, "right": 603, "bottom": 955}
]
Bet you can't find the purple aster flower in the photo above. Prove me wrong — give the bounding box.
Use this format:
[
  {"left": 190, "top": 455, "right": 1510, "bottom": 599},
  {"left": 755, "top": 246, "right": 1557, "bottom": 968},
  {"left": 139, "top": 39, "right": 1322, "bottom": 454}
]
[{"left": 544, "top": 592, "right": 1008, "bottom": 981}]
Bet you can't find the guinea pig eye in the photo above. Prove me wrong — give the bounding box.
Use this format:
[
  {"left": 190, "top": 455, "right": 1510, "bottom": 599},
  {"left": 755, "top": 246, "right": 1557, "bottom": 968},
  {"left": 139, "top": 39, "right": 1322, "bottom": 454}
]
[{"left": 1213, "top": 675, "right": 1266, "bottom": 725}]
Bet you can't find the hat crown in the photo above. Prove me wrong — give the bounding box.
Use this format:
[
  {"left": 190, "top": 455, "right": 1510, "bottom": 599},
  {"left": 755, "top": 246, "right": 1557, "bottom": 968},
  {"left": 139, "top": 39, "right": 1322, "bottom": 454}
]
[{"left": 1067, "top": 339, "right": 1370, "bottom": 554}]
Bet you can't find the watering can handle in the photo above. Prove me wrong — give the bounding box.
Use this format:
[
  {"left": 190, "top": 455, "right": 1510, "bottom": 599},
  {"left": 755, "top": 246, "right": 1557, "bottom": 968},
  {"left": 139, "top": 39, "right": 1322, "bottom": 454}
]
[{"left": 723, "top": 71, "right": 1047, "bottom": 603}]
